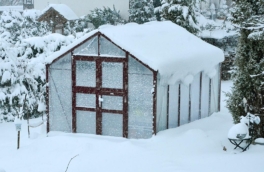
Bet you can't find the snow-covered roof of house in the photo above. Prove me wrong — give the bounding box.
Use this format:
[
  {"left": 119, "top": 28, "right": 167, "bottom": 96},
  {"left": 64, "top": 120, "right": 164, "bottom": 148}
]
[
  {"left": 41, "top": 4, "right": 78, "bottom": 20},
  {"left": 46, "top": 21, "right": 224, "bottom": 83},
  {"left": 0, "top": 6, "right": 23, "bottom": 12}
]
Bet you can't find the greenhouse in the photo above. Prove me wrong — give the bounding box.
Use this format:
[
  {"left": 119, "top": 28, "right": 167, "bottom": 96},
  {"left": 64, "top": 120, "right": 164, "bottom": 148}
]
[{"left": 45, "top": 21, "right": 224, "bottom": 139}]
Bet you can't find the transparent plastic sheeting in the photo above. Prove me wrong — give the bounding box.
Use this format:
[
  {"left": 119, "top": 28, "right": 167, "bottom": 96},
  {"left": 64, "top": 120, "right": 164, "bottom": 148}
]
[
  {"left": 201, "top": 73, "right": 210, "bottom": 118},
  {"left": 128, "top": 56, "right": 153, "bottom": 139},
  {"left": 156, "top": 79, "right": 168, "bottom": 132},
  {"left": 168, "top": 84, "right": 179, "bottom": 128},
  {"left": 102, "top": 95, "right": 123, "bottom": 111},
  {"left": 76, "top": 93, "right": 96, "bottom": 108},
  {"left": 76, "top": 110, "right": 96, "bottom": 134},
  {"left": 73, "top": 35, "right": 98, "bottom": 55},
  {"left": 76, "top": 61, "right": 96, "bottom": 87},
  {"left": 73, "top": 35, "right": 125, "bottom": 58},
  {"left": 190, "top": 73, "right": 201, "bottom": 122},
  {"left": 180, "top": 83, "right": 189, "bottom": 125},
  {"left": 99, "top": 36, "right": 126, "bottom": 57},
  {"left": 102, "top": 62, "right": 123, "bottom": 89},
  {"left": 49, "top": 53, "right": 72, "bottom": 132},
  {"left": 210, "top": 65, "right": 220, "bottom": 114},
  {"left": 102, "top": 113, "right": 123, "bottom": 137}
]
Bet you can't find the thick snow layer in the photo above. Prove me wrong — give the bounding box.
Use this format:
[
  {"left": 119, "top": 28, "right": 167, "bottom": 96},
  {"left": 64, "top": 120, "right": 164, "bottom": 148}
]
[
  {"left": 227, "top": 123, "right": 249, "bottom": 139},
  {"left": 41, "top": 4, "right": 79, "bottom": 20},
  {"left": 1, "top": 81, "right": 264, "bottom": 172},
  {"left": 255, "top": 138, "right": 264, "bottom": 144},
  {"left": 46, "top": 21, "right": 224, "bottom": 83}
]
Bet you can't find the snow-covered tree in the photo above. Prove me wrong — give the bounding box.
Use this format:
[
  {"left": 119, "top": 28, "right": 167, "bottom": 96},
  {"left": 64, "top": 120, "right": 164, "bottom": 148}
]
[
  {"left": 153, "top": 0, "right": 162, "bottom": 21},
  {"left": 86, "top": 6, "right": 125, "bottom": 29},
  {"left": 226, "top": 0, "right": 264, "bottom": 138},
  {"left": 156, "top": 0, "right": 200, "bottom": 34},
  {"left": 218, "top": 0, "right": 228, "bottom": 19},
  {"left": 129, "top": 0, "right": 156, "bottom": 24}
]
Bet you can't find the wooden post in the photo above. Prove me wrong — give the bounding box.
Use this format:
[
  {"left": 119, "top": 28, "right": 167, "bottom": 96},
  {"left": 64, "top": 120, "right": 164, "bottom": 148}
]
[{"left": 17, "top": 131, "right": 20, "bottom": 149}]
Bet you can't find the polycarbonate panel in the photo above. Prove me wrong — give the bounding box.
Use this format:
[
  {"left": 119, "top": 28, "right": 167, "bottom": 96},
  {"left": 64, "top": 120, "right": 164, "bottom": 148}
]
[
  {"left": 99, "top": 36, "right": 125, "bottom": 57},
  {"left": 156, "top": 80, "right": 167, "bottom": 133},
  {"left": 102, "top": 62, "right": 123, "bottom": 89},
  {"left": 210, "top": 65, "right": 220, "bottom": 114},
  {"left": 76, "top": 110, "right": 96, "bottom": 134},
  {"left": 49, "top": 68, "right": 72, "bottom": 132},
  {"left": 180, "top": 83, "right": 189, "bottom": 125},
  {"left": 73, "top": 35, "right": 98, "bottom": 55},
  {"left": 50, "top": 53, "right": 71, "bottom": 70},
  {"left": 102, "top": 95, "right": 123, "bottom": 110},
  {"left": 76, "top": 61, "right": 96, "bottom": 87},
  {"left": 128, "top": 56, "right": 153, "bottom": 139},
  {"left": 168, "top": 84, "right": 179, "bottom": 128},
  {"left": 102, "top": 113, "right": 123, "bottom": 137},
  {"left": 201, "top": 72, "right": 210, "bottom": 118},
  {"left": 76, "top": 93, "right": 96, "bottom": 108},
  {"left": 191, "top": 73, "right": 201, "bottom": 122}
]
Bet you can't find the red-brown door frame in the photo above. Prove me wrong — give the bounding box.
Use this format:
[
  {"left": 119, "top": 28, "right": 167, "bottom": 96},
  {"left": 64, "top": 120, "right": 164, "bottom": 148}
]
[{"left": 72, "top": 55, "right": 128, "bottom": 137}]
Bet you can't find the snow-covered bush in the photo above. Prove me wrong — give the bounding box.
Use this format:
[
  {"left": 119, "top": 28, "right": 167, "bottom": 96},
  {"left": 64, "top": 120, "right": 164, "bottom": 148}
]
[
  {"left": 86, "top": 6, "right": 125, "bottom": 29},
  {"left": 129, "top": 0, "right": 156, "bottom": 24}
]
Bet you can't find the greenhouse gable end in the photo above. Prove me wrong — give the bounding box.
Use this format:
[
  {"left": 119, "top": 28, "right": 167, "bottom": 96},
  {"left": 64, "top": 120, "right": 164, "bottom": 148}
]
[{"left": 46, "top": 21, "right": 224, "bottom": 139}]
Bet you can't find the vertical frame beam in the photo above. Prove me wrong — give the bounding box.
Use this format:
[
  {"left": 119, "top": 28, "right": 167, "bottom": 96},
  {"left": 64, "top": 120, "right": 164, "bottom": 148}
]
[
  {"left": 166, "top": 85, "right": 170, "bottom": 129},
  {"left": 46, "top": 64, "right": 50, "bottom": 134},
  {"left": 153, "top": 71, "right": 158, "bottom": 135},
  {"left": 188, "top": 84, "right": 191, "bottom": 123},
  {"left": 208, "top": 79, "right": 212, "bottom": 116},
  {"left": 178, "top": 84, "right": 181, "bottom": 126},
  {"left": 72, "top": 55, "right": 77, "bottom": 133},
  {"left": 199, "top": 72, "right": 203, "bottom": 119},
  {"left": 218, "top": 63, "right": 222, "bottom": 112},
  {"left": 96, "top": 59, "right": 102, "bottom": 135},
  {"left": 123, "top": 52, "right": 129, "bottom": 138}
]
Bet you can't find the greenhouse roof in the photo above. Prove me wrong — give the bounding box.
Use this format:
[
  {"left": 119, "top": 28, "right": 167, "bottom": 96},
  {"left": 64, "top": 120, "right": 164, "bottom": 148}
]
[
  {"left": 46, "top": 21, "right": 224, "bottom": 83},
  {"left": 41, "top": 4, "right": 78, "bottom": 20}
]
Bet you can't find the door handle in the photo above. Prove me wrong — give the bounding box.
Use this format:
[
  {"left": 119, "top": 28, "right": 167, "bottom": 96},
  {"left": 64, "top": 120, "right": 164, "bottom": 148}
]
[{"left": 99, "top": 95, "right": 103, "bottom": 107}]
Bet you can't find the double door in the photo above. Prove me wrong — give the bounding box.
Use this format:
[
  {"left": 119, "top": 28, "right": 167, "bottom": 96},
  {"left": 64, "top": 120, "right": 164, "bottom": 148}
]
[{"left": 72, "top": 56, "right": 128, "bottom": 137}]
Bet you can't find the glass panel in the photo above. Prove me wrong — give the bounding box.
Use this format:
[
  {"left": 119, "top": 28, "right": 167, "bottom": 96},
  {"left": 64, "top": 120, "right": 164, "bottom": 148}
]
[
  {"left": 76, "top": 61, "right": 96, "bottom": 87},
  {"left": 76, "top": 93, "right": 96, "bottom": 108},
  {"left": 210, "top": 66, "right": 220, "bottom": 114},
  {"left": 102, "top": 62, "right": 123, "bottom": 89},
  {"left": 191, "top": 73, "right": 200, "bottom": 122},
  {"left": 168, "top": 84, "right": 179, "bottom": 128},
  {"left": 73, "top": 36, "right": 98, "bottom": 55},
  {"left": 49, "top": 68, "right": 72, "bottom": 132},
  {"left": 102, "top": 113, "right": 123, "bottom": 137},
  {"left": 76, "top": 110, "right": 96, "bottom": 134},
  {"left": 102, "top": 95, "right": 123, "bottom": 110},
  {"left": 180, "top": 83, "right": 189, "bottom": 126},
  {"left": 50, "top": 53, "right": 71, "bottom": 70},
  {"left": 99, "top": 36, "right": 125, "bottom": 57},
  {"left": 201, "top": 72, "right": 210, "bottom": 118},
  {"left": 128, "top": 56, "right": 153, "bottom": 139}
]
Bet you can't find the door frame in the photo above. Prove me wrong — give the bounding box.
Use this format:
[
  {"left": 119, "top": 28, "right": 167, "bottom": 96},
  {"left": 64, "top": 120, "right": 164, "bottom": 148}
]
[{"left": 72, "top": 55, "right": 129, "bottom": 137}]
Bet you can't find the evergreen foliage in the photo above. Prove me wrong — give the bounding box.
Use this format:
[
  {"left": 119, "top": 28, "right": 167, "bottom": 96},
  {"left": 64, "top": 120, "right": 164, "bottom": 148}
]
[
  {"left": 156, "top": 0, "right": 200, "bottom": 34},
  {"left": 226, "top": 0, "right": 264, "bottom": 137},
  {"left": 129, "top": 0, "right": 156, "bottom": 24},
  {"left": 153, "top": 0, "right": 162, "bottom": 21},
  {"left": 86, "top": 6, "right": 125, "bottom": 29}
]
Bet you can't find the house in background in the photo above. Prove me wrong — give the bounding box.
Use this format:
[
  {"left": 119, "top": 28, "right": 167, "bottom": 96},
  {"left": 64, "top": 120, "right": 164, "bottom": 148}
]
[
  {"left": 23, "top": 0, "right": 34, "bottom": 9},
  {"left": 34, "top": 0, "right": 129, "bottom": 19},
  {"left": 45, "top": 21, "right": 224, "bottom": 139},
  {"left": 37, "top": 4, "right": 78, "bottom": 34}
]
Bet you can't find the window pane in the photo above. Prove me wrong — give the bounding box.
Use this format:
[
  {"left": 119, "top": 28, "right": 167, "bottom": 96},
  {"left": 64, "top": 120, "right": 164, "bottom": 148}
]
[
  {"left": 76, "top": 93, "right": 96, "bottom": 108},
  {"left": 102, "top": 113, "right": 123, "bottom": 137},
  {"left": 76, "top": 61, "right": 96, "bottom": 87},
  {"left": 102, "top": 95, "right": 123, "bottom": 110},
  {"left": 102, "top": 62, "right": 123, "bottom": 89}
]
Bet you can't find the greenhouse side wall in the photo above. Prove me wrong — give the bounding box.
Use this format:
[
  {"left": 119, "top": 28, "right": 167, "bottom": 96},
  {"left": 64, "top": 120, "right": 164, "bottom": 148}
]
[
  {"left": 49, "top": 53, "right": 72, "bottom": 132},
  {"left": 128, "top": 56, "right": 153, "bottom": 139},
  {"left": 210, "top": 65, "right": 220, "bottom": 114}
]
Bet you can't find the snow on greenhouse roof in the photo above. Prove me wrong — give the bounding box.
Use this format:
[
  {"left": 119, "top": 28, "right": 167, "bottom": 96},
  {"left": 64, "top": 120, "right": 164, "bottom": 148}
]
[
  {"left": 42, "top": 4, "right": 78, "bottom": 20},
  {"left": 46, "top": 21, "right": 224, "bottom": 83}
]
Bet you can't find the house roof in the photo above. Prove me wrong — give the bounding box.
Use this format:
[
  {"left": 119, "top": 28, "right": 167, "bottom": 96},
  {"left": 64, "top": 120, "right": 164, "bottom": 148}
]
[
  {"left": 41, "top": 4, "right": 79, "bottom": 21},
  {"left": 46, "top": 21, "right": 224, "bottom": 83}
]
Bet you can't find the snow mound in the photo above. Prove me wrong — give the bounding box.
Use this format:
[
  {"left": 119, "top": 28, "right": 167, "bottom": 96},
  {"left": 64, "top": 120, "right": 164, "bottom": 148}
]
[{"left": 227, "top": 123, "right": 249, "bottom": 139}]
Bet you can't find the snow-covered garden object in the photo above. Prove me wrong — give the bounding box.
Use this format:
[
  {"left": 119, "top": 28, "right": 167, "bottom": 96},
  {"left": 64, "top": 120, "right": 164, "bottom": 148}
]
[
  {"left": 38, "top": 4, "right": 79, "bottom": 34},
  {"left": 255, "top": 138, "right": 264, "bottom": 145},
  {"left": 45, "top": 21, "right": 224, "bottom": 139},
  {"left": 14, "top": 116, "right": 22, "bottom": 131}
]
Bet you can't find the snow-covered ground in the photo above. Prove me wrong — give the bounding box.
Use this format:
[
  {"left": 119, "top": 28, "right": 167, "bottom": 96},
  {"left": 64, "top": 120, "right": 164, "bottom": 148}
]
[{"left": 0, "top": 81, "right": 263, "bottom": 172}]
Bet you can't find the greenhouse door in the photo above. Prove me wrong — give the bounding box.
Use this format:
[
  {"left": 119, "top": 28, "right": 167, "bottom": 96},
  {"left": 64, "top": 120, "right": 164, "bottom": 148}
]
[{"left": 72, "top": 56, "right": 128, "bottom": 137}]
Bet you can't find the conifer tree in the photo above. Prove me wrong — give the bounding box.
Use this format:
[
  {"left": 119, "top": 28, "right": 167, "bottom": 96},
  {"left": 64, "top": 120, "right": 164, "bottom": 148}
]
[
  {"left": 156, "top": 0, "right": 200, "bottom": 34},
  {"left": 129, "top": 0, "right": 156, "bottom": 24},
  {"left": 226, "top": 0, "right": 264, "bottom": 137}
]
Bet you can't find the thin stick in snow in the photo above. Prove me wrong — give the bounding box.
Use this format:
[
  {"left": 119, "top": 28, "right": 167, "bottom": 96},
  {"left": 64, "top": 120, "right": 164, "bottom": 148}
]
[{"left": 65, "top": 154, "right": 79, "bottom": 172}]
